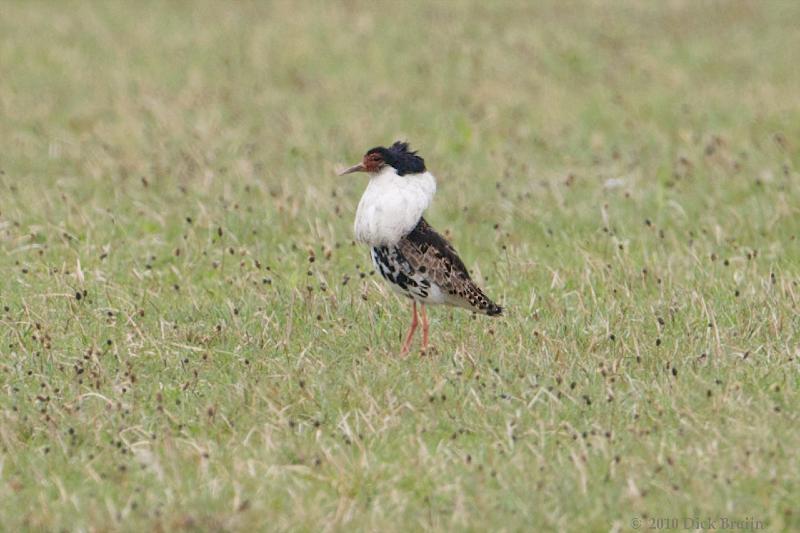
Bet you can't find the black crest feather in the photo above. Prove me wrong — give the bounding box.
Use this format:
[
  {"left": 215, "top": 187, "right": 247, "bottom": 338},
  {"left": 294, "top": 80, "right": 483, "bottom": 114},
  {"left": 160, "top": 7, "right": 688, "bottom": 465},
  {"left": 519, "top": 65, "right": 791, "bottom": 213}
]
[{"left": 366, "top": 140, "right": 426, "bottom": 176}]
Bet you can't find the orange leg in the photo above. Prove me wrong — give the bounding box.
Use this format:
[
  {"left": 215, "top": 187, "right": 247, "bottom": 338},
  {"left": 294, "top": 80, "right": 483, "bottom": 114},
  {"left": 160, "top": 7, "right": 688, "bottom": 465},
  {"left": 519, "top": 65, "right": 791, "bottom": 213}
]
[
  {"left": 420, "top": 304, "right": 430, "bottom": 353},
  {"left": 399, "top": 301, "right": 419, "bottom": 356}
]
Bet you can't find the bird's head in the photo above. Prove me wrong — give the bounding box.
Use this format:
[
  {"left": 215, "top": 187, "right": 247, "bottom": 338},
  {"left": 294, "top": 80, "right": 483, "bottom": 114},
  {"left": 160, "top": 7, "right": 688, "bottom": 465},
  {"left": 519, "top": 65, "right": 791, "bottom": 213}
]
[{"left": 338, "top": 141, "right": 426, "bottom": 177}]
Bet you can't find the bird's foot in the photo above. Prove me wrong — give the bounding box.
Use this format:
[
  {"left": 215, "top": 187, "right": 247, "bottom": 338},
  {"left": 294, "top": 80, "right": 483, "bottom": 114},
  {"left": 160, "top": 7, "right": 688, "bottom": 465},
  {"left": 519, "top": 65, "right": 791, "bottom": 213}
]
[
  {"left": 399, "top": 339, "right": 415, "bottom": 357},
  {"left": 419, "top": 344, "right": 436, "bottom": 357}
]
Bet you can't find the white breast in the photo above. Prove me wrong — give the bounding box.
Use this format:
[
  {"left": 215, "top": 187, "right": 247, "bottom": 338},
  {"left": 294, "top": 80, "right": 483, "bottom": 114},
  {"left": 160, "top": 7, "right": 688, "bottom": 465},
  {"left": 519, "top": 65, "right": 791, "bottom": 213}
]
[{"left": 354, "top": 167, "right": 437, "bottom": 246}]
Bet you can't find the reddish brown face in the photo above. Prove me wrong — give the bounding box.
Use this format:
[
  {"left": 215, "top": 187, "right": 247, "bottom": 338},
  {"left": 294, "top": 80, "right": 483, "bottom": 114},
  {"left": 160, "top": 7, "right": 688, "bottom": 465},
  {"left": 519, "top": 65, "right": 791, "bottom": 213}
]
[
  {"left": 363, "top": 152, "right": 385, "bottom": 173},
  {"left": 338, "top": 152, "right": 385, "bottom": 175}
]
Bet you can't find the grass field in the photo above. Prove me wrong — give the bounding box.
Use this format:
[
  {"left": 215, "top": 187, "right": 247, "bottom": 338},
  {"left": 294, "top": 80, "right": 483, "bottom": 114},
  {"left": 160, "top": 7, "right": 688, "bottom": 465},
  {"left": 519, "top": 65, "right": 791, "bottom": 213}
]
[{"left": 2, "top": 1, "right": 800, "bottom": 531}]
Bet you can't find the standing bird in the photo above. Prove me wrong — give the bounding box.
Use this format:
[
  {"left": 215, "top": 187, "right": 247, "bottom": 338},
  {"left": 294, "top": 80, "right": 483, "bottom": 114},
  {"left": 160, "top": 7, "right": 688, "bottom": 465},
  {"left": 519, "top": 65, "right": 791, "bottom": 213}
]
[{"left": 339, "top": 141, "right": 502, "bottom": 355}]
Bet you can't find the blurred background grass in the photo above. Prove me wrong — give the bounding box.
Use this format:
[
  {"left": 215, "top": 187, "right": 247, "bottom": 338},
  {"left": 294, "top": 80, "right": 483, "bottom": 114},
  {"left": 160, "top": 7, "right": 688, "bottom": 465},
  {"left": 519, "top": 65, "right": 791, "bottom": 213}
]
[
  {"left": 4, "top": 0, "right": 798, "bottom": 179},
  {"left": 1, "top": 1, "right": 799, "bottom": 531}
]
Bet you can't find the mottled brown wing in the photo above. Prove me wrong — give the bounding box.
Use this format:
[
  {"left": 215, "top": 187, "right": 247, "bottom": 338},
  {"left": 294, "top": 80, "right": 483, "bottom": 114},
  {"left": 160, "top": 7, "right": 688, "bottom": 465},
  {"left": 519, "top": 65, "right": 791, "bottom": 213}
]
[{"left": 397, "top": 218, "right": 502, "bottom": 315}]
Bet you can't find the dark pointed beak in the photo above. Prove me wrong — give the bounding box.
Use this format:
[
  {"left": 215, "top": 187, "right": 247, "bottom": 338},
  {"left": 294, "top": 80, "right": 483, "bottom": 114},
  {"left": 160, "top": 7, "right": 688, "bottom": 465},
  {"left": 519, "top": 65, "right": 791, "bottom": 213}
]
[{"left": 338, "top": 162, "right": 366, "bottom": 176}]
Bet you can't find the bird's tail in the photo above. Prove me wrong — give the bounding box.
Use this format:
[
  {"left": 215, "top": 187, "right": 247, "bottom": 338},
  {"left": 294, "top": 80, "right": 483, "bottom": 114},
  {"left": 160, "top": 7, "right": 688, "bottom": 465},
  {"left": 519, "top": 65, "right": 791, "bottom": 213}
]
[
  {"left": 467, "top": 284, "right": 503, "bottom": 316},
  {"left": 485, "top": 302, "right": 503, "bottom": 316}
]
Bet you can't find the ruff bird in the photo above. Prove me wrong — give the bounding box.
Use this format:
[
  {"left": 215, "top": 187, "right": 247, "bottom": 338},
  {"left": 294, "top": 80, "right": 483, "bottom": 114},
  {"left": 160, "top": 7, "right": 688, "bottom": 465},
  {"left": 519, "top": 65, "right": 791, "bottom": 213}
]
[{"left": 339, "top": 141, "right": 502, "bottom": 355}]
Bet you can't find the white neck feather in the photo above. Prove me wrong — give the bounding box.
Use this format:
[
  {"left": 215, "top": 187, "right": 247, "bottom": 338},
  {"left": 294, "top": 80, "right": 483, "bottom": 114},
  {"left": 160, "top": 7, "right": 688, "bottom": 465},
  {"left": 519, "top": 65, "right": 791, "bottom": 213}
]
[{"left": 354, "top": 166, "right": 437, "bottom": 246}]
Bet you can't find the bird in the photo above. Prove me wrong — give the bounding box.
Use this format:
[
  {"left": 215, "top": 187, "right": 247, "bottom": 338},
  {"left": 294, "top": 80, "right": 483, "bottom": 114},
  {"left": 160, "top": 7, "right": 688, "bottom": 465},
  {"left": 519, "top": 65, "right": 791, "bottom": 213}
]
[{"left": 339, "top": 141, "right": 502, "bottom": 355}]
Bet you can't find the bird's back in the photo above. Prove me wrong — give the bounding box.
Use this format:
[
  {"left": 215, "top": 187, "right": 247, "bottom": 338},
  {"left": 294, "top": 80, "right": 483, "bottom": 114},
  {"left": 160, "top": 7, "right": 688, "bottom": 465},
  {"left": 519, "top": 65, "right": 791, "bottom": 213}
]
[{"left": 393, "top": 218, "right": 502, "bottom": 316}]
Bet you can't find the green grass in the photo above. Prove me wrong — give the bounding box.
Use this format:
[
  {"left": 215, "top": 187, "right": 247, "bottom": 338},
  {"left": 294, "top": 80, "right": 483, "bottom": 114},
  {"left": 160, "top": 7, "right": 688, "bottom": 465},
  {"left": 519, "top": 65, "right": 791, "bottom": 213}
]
[{"left": 1, "top": 0, "right": 799, "bottom": 530}]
